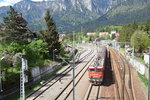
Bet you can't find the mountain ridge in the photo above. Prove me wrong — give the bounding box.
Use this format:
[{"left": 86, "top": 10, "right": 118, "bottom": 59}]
[
  {"left": 0, "top": 0, "right": 149, "bottom": 32},
  {"left": 75, "top": 0, "right": 150, "bottom": 32}
]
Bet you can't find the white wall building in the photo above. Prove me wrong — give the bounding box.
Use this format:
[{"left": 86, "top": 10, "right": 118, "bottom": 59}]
[{"left": 144, "top": 53, "right": 149, "bottom": 65}]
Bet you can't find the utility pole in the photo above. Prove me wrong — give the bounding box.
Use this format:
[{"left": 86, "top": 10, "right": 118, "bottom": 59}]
[
  {"left": 20, "top": 55, "right": 28, "bottom": 100},
  {"left": 148, "top": 47, "right": 150, "bottom": 100},
  {"left": 73, "top": 31, "right": 75, "bottom": 100},
  {"left": 0, "top": 57, "right": 4, "bottom": 93},
  {"left": 0, "top": 61, "right": 2, "bottom": 93}
]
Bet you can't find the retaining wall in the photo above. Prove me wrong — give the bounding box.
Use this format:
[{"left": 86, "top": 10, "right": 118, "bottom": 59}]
[
  {"left": 126, "top": 55, "right": 148, "bottom": 79},
  {"left": 30, "top": 65, "right": 61, "bottom": 81}
]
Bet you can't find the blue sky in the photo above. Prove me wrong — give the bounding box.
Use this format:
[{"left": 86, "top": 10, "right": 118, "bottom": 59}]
[{"left": 0, "top": 0, "right": 51, "bottom": 7}]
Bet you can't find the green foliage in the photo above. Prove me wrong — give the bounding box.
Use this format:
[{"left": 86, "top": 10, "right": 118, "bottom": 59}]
[
  {"left": 118, "top": 22, "right": 138, "bottom": 43},
  {"left": 27, "top": 39, "right": 48, "bottom": 54},
  {"left": 25, "top": 40, "right": 49, "bottom": 67},
  {"left": 130, "top": 30, "right": 150, "bottom": 52},
  {"left": 111, "top": 34, "right": 116, "bottom": 40},
  {"left": 138, "top": 72, "right": 148, "bottom": 87},
  {"left": 100, "top": 34, "right": 111, "bottom": 40},
  {"left": 89, "top": 36, "right": 93, "bottom": 41},
  {"left": 96, "top": 25, "right": 122, "bottom": 33},
  {"left": 144, "top": 18, "right": 150, "bottom": 34},
  {"left": 7, "top": 42, "right": 24, "bottom": 54},
  {"left": 1, "top": 40, "right": 49, "bottom": 68},
  {"left": 64, "top": 33, "right": 88, "bottom": 43},
  {"left": 2, "top": 6, "right": 32, "bottom": 44}
]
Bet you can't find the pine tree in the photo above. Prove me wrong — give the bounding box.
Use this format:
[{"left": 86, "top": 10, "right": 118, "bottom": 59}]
[
  {"left": 43, "top": 10, "right": 61, "bottom": 57},
  {"left": 145, "top": 18, "right": 150, "bottom": 35},
  {"left": 131, "top": 20, "right": 138, "bottom": 30},
  {"left": 3, "top": 6, "right": 31, "bottom": 44}
]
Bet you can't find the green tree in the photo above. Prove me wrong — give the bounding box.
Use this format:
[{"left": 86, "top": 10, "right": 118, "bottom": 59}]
[
  {"left": 111, "top": 34, "right": 116, "bottom": 40},
  {"left": 131, "top": 20, "right": 138, "bottom": 30},
  {"left": 118, "top": 24, "right": 135, "bottom": 43},
  {"left": 130, "top": 30, "right": 150, "bottom": 53},
  {"left": 144, "top": 18, "right": 150, "bottom": 35},
  {"left": 3, "top": 6, "right": 32, "bottom": 44},
  {"left": 41, "top": 10, "right": 61, "bottom": 58}
]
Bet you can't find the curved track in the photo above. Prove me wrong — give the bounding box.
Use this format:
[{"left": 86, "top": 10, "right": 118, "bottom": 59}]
[{"left": 109, "top": 48, "right": 134, "bottom": 100}]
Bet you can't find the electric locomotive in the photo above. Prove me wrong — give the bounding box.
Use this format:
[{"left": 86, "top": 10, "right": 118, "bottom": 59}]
[{"left": 88, "top": 46, "right": 106, "bottom": 84}]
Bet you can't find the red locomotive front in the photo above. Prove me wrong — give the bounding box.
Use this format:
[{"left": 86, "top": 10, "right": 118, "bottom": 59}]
[
  {"left": 88, "top": 46, "right": 106, "bottom": 85},
  {"left": 88, "top": 65, "right": 104, "bottom": 84}
]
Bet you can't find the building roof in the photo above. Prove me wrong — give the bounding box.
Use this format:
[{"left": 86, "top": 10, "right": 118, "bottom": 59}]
[
  {"left": 99, "top": 32, "right": 109, "bottom": 35},
  {"left": 114, "top": 33, "right": 120, "bottom": 36},
  {"left": 87, "top": 32, "right": 96, "bottom": 35}
]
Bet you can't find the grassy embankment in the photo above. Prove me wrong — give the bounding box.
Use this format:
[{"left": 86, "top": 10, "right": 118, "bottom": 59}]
[{"left": 138, "top": 72, "right": 148, "bottom": 87}]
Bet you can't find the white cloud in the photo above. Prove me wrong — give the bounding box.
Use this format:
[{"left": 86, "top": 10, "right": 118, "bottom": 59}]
[
  {"left": 32, "top": 0, "right": 44, "bottom": 1},
  {"left": 0, "top": 2, "right": 11, "bottom": 7},
  {"left": 32, "top": 0, "right": 55, "bottom": 2},
  {"left": 0, "top": 0, "right": 55, "bottom": 7},
  {"left": 0, "top": 0, "right": 22, "bottom": 7}
]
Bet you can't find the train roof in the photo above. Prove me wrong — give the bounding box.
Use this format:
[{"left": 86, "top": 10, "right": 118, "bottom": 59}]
[
  {"left": 89, "top": 58, "right": 105, "bottom": 69},
  {"left": 88, "top": 66, "right": 104, "bottom": 69}
]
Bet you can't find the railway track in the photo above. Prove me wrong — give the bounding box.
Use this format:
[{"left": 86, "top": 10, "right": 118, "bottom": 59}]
[
  {"left": 119, "top": 51, "right": 134, "bottom": 100},
  {"left": 26, "top": 49, "right": 94, "bottom": 100},
  {"left": 54, "top": 53, "right": 95, "bottom": 100},
  {"left": 109, "top": 48, "right": 134, "bottom": 100},
  {"left": 105, "top": 49, "right": 120, "bottom": 100},
  {"left": 83, "top": 84, "right": 101, "bottom": 100}
]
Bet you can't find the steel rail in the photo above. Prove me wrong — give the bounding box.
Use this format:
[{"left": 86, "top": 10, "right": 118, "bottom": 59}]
[{"left": 54, "top": 54, "right": 95, "bottom": 100}]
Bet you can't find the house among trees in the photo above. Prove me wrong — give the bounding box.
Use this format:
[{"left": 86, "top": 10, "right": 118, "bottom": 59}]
[
  {"left": 60, "top": 33, "right": 66, "bottom": 37},
  {"left": 0, "top": 25, "right": 5, "bottom": 31},
  {"left": 99, "top": 32, "right": 109, "bottom": 36},
  {"left": 59, "top": 33, "right": 66, "bottom": 42},
  {"left": 110, "top": 30, "right": 120, "bottom": 39},
  {"left": 86, "top": 32, "right": 96, "bottom": 36},
  {"left": 111, "top": 30, "right": 117, "bottom": 34},
  {"left": 114, "top": 32, "right": 120, "bottom": 36},
  {"left": 58, "top": 38, "right": 63, "bottom": 42}
]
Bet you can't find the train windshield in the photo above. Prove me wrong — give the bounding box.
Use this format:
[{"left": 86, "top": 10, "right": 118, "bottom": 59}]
[
  {"left": 89, "top": 69, "right": 95, "bottom": 72},
  {"left": 96, "top": 69, "right": 103, "bottom": 72}
]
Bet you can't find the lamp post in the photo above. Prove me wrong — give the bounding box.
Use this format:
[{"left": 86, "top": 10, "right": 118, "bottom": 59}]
[
  {"left": 0, "top": 57, "right": 4, "bottom": 93},
  {"left": 53, "top": 49, "right": 57, "bottom": 66}
]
